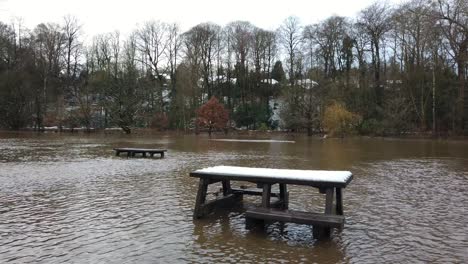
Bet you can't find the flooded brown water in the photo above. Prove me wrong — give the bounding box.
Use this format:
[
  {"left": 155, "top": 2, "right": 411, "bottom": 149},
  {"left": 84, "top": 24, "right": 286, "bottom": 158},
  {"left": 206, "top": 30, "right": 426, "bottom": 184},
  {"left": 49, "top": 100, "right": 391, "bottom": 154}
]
[{"left": 0, "top": 131, "right": 467, "bottom": 263}]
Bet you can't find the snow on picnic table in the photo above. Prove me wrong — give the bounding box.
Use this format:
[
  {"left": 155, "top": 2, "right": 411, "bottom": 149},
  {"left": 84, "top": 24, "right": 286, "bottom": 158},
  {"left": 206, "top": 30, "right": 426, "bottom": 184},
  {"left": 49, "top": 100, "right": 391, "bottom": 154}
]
[{"left": 193, "top": 166, "right": 352, "bottom": 184}]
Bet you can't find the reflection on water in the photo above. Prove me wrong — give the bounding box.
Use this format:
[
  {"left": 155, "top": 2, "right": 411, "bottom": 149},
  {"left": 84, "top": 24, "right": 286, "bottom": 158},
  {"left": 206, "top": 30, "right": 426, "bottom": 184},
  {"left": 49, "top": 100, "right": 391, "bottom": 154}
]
[{"left": 0, "top": 132, "right": 467, "bottom": 263}]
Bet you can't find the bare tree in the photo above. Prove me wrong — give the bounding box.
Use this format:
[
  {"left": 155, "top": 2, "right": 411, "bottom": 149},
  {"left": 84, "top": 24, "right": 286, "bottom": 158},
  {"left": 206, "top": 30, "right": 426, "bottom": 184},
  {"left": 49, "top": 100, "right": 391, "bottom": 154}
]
[
  {"left": 435, "top": 0, "right": 468, "bottom": 131},
  {"left": 392, "top": 1, "right": 437, "bottom": 130},
  {"left": 182, "top": 24, "right": 204, "bottom": 111},
  {"left": 304, "top": 16, "right": 348, "bottom": 79},
  {"left": 358, "top": 2, "right": 392, "bottom": 106},
  {"left": 0, "top": 21, "right": 35, "bottom": 129},
  {"left": 166, "top": 23, "right": 182, "bottom": 97},
  {"left": 278, "top": 16, "right": 303, "bottom": 86},
  {"left": 136, "top": 21, "right": 169, "bottom": 113},
  {"left": 185, "top": 23, "right": 220, "bottom": 99},
  {"left": 263, "top": 30, "right": 277, "bottom": 84},
  {"left": 33, "top": 23, "right": 63, "bottom": 129},
  {"left": 226, "top": 21, "right": 254, "bottom": 106},
  {"left": 61, "top": 15, "right": 82, "bottom": 130}
]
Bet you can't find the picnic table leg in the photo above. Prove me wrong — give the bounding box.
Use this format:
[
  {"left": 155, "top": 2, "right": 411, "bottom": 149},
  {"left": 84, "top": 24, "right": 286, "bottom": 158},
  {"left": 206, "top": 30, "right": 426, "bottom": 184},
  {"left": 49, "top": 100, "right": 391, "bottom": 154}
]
[
  {"left": 279, "top": 183, "right": 288, "bottom": 209},
  {"left": 127, "top": 151, "right": 131, "bottom": 157},
  {"left": 313, "top": 187, "right": 334, "bottom": 239},
  {"left": 161, "top": 152, "right": 164, "bottom": 158},
  {"left": 115, "top": 151, "right": 120, "bottom": 157},
  {"left": 262, "top": 183, "right": 272, "bottom": 208},
  {"left": 336, "top": 188, "right": 343, "bottom": 215},
  {"left": 150, "top": 153, "right": 154, "bottom": 158},
  {"left": 143, "top": 152, "right": 146, "bottom": 158},
  {"left": 193, "top": 178, "right": 209, "bottom": 219},
  {"left": 324, "top": 188, "right": 334, "bottom": 214},
  {"left": 222, "top": 180, "right": 231, "bottom": 196},
  {"left": 246, "top": 183, "right": 271, "bottom": 230}
]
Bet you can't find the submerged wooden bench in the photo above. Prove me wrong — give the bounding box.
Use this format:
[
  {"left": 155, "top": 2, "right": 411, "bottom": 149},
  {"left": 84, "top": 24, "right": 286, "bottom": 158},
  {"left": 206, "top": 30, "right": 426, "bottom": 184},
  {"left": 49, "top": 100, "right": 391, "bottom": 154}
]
[
  {"left": 190, "top": 166, "right": 353, "bottom": 239},
  {"left": 114, "top": 148, "right": 167, "bottom": 158},
  {"left": 245, "top": 207, "right": 344, "bottom": 228}
]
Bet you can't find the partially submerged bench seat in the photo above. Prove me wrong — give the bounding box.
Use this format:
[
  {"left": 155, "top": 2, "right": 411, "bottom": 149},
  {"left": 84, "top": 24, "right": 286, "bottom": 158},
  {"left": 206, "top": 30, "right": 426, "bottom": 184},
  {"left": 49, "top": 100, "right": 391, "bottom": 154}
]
[
  {"left": 231, "top": 187, "right": 281, "bottom": 197},
  {"left": 245, "top": 207, "right": 344, "bottom": 228}
]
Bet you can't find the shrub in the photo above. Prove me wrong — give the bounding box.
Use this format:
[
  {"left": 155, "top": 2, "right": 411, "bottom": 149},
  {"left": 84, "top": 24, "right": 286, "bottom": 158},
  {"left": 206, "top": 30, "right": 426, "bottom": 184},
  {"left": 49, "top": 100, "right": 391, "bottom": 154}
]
[
  {"left": 323, "top": 101, "right": 361, "bottom": 136},
  {"left": 258, "top": 123, "right": 269, "bottom": 132}
]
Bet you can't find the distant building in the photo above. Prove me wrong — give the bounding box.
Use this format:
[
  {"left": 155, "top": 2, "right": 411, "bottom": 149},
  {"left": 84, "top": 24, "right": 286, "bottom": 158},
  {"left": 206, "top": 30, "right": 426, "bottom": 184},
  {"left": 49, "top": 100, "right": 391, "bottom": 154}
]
[{"left": 261, "top": 79, "right": 279, "bottom": 85}]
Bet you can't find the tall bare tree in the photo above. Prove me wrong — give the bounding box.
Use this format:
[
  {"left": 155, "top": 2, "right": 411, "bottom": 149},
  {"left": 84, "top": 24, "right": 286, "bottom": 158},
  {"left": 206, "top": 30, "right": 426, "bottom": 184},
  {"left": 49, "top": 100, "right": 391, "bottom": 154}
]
[
  {"left": 61, "top": 15, "right": 82, "bottom": 130},
  {"left": 278, "top": 16, "right": 303, "bottom": 86},
  {"left": 33, "top": 23, "right": 63, "bottom": 129},
  {"left": 227, "top": 21, "right": 254, "bottom": 107},
  {"left": 435, "top": 0, "right": 468, "bottom": 131},
  {"left": 136, "top": 21, "right": 169, "bottom": 113},
  {"left": 358, "top": 2, "right": 392, "bottom": 106}
]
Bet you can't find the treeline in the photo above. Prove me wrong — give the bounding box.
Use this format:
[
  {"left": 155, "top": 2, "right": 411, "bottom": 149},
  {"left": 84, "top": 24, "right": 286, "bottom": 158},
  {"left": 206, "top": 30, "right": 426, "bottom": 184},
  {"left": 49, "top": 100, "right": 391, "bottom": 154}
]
[{"left": 0, "top": 0, "right": 466, "bottom": 135}]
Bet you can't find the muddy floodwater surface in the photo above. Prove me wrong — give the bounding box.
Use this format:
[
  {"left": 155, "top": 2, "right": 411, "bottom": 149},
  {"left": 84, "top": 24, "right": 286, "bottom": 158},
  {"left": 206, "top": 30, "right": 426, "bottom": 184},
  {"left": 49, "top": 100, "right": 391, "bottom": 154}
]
[{"left": 0, "top": 132, "right": 467, "bottom": 263}]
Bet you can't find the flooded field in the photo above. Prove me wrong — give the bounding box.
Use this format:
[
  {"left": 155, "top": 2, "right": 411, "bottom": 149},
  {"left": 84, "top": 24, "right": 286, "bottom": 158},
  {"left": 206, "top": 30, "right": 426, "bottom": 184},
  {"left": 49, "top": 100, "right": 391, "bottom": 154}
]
[{"left": 0, "top": 132, "right": 467, "bottom": 263}]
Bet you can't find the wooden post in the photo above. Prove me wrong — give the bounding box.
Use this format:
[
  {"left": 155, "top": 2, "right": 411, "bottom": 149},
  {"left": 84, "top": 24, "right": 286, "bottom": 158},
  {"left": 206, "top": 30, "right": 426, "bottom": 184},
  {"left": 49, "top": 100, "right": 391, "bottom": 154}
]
[
  {"left": 336, "top": 188, "right": 343, "bottom": 215},
  {"left": 193, "top": 178, "right": 209, "bottom": 219},
  {"left": 324, "top": 188, "right": 334, "bottom": 214},
  {"left": 313, "top": 187, "right": 334, "bottom": 239},
  {"left": 161, "top": 152, "right": 165, "bottom": 158},
  {"left": 262, "top": 183, "right": 272, "bottom": 208},
  {"left": 127, "top": 151, "right": 131, "bottom": 157},
  {"left": 313, "top": 225, "right": 330, "bottom": 239},
  {"left": 222, "top": 180, "right": 231, "bottom": 196},
  {"left": 279, "top": 183, "right": 288, "bottom": 209}
]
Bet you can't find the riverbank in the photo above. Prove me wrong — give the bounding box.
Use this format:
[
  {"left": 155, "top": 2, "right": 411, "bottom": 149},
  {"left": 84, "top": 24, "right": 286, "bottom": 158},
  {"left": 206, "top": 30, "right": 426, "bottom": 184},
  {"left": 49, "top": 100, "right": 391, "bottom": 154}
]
[{"left": 2, "top": 128, "right": 468, "bottom": 142}]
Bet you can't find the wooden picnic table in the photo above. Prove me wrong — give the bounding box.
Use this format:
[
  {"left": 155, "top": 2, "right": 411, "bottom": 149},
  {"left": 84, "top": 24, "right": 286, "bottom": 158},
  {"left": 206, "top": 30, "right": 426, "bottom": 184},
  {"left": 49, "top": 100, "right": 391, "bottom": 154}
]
[
  {"left": 114, "top": 148, "right": 167, "bottom": 158},
  {"left": 190, "top": 166, "right": 353, "bottom": 239}
]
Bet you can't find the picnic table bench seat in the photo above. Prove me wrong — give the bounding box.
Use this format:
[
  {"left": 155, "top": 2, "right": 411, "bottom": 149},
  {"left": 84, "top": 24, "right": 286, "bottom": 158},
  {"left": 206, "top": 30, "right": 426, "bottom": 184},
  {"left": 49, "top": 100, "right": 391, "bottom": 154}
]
[{"left": 245, "top": 207, "right": 345, "bottom": 228}]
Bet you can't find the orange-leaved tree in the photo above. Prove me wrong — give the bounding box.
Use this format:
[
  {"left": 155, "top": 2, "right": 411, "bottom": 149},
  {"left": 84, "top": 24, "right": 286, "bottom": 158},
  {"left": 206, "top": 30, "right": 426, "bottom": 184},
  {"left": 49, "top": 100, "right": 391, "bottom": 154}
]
[{"left": 196, "top": 96, "right": 229, "bottom": 136}]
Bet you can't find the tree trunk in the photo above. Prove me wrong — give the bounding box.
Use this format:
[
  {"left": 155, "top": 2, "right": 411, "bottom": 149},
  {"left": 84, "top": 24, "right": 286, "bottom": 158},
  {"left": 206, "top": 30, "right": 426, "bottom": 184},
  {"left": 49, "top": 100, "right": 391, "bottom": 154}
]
[
  {"left": 457, "top": 58, "right": 466, "bottom": 133},
  {"left": 457, "top": 43, "right": 466, "bottom": 133},
  {"left": 374, "top": 39, "right": 382, "bottom": 106},
  {"left": 432, "top": 62, "right": 436, "bottom": 136}
]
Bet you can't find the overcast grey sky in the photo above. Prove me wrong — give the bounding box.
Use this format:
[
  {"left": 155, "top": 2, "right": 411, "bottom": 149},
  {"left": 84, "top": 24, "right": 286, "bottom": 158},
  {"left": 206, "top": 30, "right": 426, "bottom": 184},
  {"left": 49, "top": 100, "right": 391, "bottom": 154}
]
[{"left": 0, "top": 0, "right": 404, "bottom": 41}]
